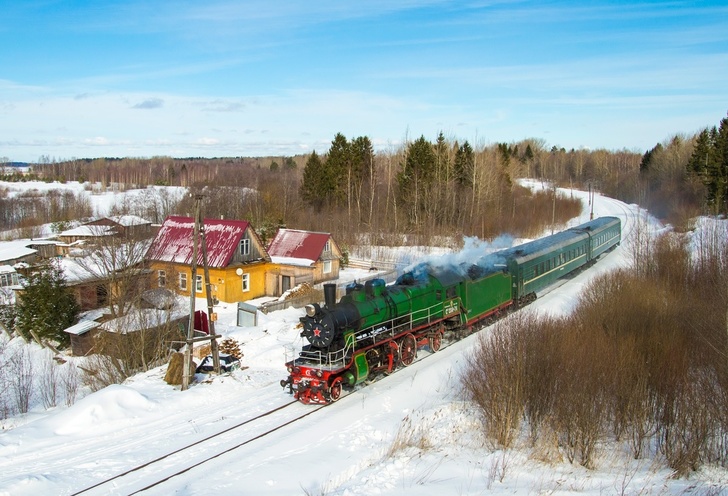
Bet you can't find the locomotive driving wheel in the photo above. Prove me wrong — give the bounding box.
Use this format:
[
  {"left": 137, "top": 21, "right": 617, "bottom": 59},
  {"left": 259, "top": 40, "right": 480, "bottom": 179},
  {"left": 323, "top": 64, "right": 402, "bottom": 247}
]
[
  {"left": 366, "top": 348, "right": 381, "bottom": 369},
  {"left": 399, "top": 333, "right": 417, "bottom": 366},
  {"left": 329, "top": 377, "right": 343, "bottom": 402},
  {"left": 428, "top": 331, "right": 442, "bottom": 352},
  {"left": 385, "top": 341, "right": 399, "bottom": 375}
]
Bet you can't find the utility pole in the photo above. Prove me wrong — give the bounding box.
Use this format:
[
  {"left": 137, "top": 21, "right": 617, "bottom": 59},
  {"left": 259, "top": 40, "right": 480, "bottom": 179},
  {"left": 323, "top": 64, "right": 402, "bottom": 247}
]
[
  {"left": 182, "top": 195, "right": 221, "bottom": 391},
  {"left": 590, "top": 185, "right": 595, "bottom": 220},
  {"left": 552, "top": 184, "right": 557, "bottom": 234}
]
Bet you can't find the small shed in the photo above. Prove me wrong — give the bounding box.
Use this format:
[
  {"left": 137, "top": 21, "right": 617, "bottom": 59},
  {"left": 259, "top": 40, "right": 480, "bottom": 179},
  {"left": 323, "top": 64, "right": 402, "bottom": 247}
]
[{"left": 63, "top": 319, "right": 101, "bottom": 356}]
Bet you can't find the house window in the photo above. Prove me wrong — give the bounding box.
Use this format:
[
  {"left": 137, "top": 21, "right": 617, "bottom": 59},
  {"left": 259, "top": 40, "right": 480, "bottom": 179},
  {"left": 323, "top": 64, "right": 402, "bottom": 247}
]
[
  {"left": 240, "top": 238, "right": 250, "bottom": 256},
  {"left": 324, "top": 240, "right": 331, "bottom": 253},
  {"left": 0, "top": 272, "right": 18, "bottom": 287},
  {"left": 323, "top": 260, "right": 332, "bottom": 274},
  {"left": 242, "top": 273, "right": 250, "bottom": 292},
  {"left": 179, "top": 272, "right": 187, "bottom": 291},
  {"left": 157, "top": 270, "right": 166, "bottom": 287},
  {"left": 196, "top": 275, "right": 203, "bottom": 293},
  {"left": 96, "top": 285, "right": 108, "bottom": 306}
]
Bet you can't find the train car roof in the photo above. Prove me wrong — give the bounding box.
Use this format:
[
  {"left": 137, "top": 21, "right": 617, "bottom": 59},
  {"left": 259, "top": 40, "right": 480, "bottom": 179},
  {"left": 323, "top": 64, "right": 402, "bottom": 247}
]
[
  {"left": 567, "top": 216, "right": 620, "bottom": 233},
  {"left": 497, "top": 229, "right": 588, "bottom": 263},
  {"left": 498, "top": 216, "right": 619, "bottom": 264}
]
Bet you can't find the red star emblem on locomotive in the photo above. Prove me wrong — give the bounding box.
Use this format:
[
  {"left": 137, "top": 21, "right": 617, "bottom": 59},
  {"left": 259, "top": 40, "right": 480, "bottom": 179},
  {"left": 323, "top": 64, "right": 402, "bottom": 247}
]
[{"left": 313, "top": 327, "right": 322, "bottom": 337}]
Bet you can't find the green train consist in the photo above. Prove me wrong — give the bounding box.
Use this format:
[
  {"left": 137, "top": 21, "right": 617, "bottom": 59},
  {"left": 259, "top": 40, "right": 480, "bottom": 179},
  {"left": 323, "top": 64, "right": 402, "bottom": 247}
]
[{"left": 282, "top": 216, "right": 621, "bottom": 404}]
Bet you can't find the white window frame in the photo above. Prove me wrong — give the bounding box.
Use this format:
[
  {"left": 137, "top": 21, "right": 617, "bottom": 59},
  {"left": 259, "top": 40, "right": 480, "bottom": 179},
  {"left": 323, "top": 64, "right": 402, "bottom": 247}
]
[
  {"left": 324, "top": 240, "right": 331, "bottom": 253},
  {"left": 323, "top": 260, "right": 332, "bottom": 274},
  {"left": 240, "top": 238, "right": 250, "bottom": 256},
  {"left": 242, "top": 273, "right": 250, "bottom": 292},
  {"left": 196, "top": 275, "right": 203, "bottom": 293},
  {"left": 157, "top": 269, "right": 166, "bottom": 287},
  {"left": 179, "top": 272, "right": 187, "bottom": 291},
  {"left": 1, "top": 272, "right": 19, "bottom": 287}
]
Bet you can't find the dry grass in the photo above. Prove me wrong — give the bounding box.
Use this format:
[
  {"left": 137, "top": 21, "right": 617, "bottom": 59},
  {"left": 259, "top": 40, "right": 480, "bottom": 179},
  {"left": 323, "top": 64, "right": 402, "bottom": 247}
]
[
  {"left": 386, "top": 414, "right": 433, "bottom": 457},
  {"left": 461, "top": 228, "right": 728, "bottom": 475}
]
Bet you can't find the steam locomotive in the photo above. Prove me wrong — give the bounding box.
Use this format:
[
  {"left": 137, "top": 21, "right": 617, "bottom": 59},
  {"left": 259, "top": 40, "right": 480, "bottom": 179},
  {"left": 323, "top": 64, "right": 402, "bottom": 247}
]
[{"left": 281, "top": 217, "right": 621, "bottom": 404}]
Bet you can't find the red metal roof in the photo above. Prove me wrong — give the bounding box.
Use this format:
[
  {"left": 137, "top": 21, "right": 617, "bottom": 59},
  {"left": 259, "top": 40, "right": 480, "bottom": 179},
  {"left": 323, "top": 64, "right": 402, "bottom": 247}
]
[
  {"left": 267, "top": 229, "right": 331, "bottom": 263},
  {"left": 145, "top": 216, "right": 250, "bottom": 268}
]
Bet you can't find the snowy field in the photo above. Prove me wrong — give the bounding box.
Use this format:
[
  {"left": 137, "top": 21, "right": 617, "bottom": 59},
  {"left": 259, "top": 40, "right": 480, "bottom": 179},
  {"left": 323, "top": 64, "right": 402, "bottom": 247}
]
[{"left": 1, "top": 180, "right": 727, "bottom": 495}]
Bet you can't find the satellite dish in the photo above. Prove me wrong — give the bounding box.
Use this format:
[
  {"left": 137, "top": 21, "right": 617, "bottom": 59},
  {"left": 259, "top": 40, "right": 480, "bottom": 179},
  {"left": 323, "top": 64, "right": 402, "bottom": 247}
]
[{"left": 236, "top": 268, "right": 243, "bottom": 276}]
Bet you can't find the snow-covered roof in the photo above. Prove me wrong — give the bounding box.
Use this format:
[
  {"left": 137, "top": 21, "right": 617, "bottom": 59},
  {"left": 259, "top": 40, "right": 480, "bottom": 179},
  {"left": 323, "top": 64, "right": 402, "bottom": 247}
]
[
  {"left": 55, "top": 257, "right": 100, "bottom": 284},
  {"left": 60, "top": 225, "right": 116, "bottom": 237},
  {"left": 267, "top": 229, "right": 331, "bottom": 264},
  {"left": 0, "top": 238, "right": 57, "bottom": 264},
  {"left": 63, "top": 319, "right": 100, "bottom": 336},
  {"left": 100, "top": 303, "right": 187, "bottom": 334},
  {"left": 106, "top": 215, "right": 151, "bottom": 227},
  {"left": 145, "top": 216, "right": 251, "bottom": 268},
  {"left": 0, "top": 264, "right": 16, "bottom": 274},
  {"left": 269, "top": 256, "right": 316, "bottom": 267}
]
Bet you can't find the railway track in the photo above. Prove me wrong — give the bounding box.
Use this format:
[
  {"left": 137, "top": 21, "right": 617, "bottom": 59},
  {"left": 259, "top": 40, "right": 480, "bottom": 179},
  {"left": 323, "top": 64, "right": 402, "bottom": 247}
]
[
  {"left": 69, "top": 399, "right": 326, "bottom": 495},
  {"left": 61, "top": 195, "right": 633, "bottom": 495}
]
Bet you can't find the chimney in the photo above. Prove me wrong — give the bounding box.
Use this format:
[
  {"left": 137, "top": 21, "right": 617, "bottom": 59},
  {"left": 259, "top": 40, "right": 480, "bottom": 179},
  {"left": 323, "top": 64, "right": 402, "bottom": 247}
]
[{"left": 324, "top": 283, "right": 337, "bottom": 308}]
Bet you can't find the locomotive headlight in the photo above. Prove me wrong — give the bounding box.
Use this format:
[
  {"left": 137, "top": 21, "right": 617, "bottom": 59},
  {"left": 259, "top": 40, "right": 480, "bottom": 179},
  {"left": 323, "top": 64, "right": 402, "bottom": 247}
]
[
  {"left": 305, "top": 304, "right": 316, "bottom": 317},
  {"left": 287, "top": 365, "right": 293, "bottom": 373}
]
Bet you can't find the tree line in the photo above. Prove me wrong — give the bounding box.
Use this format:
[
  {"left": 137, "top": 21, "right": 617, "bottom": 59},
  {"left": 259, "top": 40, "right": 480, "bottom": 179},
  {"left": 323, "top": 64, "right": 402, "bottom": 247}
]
[{"left": 3, "top": 110, "right": 725, "bottom": 245}]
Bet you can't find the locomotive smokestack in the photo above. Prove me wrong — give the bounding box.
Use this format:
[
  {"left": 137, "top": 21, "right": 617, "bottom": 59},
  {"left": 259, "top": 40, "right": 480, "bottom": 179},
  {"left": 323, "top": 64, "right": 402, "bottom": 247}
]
[{"left": 323, "top": 283, "right": 337, "bottom": 309}]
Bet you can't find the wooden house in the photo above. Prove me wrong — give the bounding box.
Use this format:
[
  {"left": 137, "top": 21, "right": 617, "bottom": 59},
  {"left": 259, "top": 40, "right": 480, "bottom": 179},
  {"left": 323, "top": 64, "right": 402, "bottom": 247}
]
[
  {"left": 58, "top": 215, "right": 153, "bottom": 245},
  {"left": 145, "top": 216, "right": 270, "bottom": 304},
  {"left": 86, "top": 215, "right": 154, "bottom": 240},
  {"left": 63, "top": 289, "right": 188, "bottom": 358},
  {"left": 0, "top": 239, "right": 59, "bottom": 266},
  {"left": 266, "top": 229, "right": 342, "bottom": 296}
]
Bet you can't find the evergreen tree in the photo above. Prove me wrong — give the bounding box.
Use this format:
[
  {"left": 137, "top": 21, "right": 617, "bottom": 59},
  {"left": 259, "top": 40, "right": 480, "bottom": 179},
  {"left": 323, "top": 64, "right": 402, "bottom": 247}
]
[
  {"left": 300, "top": 151, "right": 329, "bottom": 212},
  {"left": 283, "top": 157, "right": 297, "bottom": 170},
  {"left": 15, "top": 260, "right": 79, "bottom": 347},
  {"left": 326, "top": 133, "right": 350, "bottom": 207},
  {"left": 686, "top": 111, "right": 728, "bottom": 213},
  {"left": 398, "top": 136, "right": 436, "bottom": 221},
  {"left": 640, "top": 143, "right": 662, "bottom": 173},
  {"left": 497, "top": 142, "right": 511, "bottom": 166},
  {"left": 349, "top": 136, "right": 375, "bottom": 215},
  {"left": 715, "top": 114, "right": 728, "bottom": 211},
  {"left": 434, "top": 132, "right": 450, "bottom": 181},
  {"left": 454, "top": 141, "right": 475, "bottom": 187}
]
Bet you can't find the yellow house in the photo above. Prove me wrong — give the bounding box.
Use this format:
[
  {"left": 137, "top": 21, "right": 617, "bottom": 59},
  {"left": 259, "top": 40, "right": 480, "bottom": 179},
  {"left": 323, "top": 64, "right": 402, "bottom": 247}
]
[{"left": 145, "top": 216, "right": 270, "bottom": 304}]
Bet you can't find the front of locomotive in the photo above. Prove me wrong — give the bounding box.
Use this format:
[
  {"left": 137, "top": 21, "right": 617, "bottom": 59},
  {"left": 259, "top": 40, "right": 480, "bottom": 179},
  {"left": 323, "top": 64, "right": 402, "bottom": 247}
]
[{"left": 281, "top": 284, "right": 358, "bottom": 404}]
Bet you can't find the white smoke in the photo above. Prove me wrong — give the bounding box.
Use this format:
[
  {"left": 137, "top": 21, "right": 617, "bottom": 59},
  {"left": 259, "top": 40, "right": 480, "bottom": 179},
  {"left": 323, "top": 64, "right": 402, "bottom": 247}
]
[{"left": 400, "top": 234, "right": 517, "bottom": 282}]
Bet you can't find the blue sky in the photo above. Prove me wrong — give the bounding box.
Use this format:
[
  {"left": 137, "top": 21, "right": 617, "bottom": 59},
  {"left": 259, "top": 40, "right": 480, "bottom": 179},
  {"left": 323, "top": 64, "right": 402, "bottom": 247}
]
[{"left": 1, "top": 1, "right": 726, "bottom": 162}]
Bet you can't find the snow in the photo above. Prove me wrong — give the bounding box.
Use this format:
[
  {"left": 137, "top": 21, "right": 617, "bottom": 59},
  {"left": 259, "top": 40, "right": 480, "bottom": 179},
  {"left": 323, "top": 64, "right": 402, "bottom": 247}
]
[
  {"left": 270, "top": 256, "right": 316, "bottom": 266},
  {"left": 1, "top": 182, "right": 727, "bottom": 495}
]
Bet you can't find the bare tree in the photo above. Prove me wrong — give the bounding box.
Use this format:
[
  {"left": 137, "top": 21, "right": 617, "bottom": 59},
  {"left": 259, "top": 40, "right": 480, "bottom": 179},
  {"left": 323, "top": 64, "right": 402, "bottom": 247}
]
[
  {"left": 38, "top": 350, "right": 59, "bottom": 408},
  {"left": 73, "top": 227, "right": 151, "bottom": 319},
  {"left": 61, "top": 362, "right": 80, "bottom": 407},
  {"left": 9, "top": 347, "right": 34, "bottom": 414}
]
